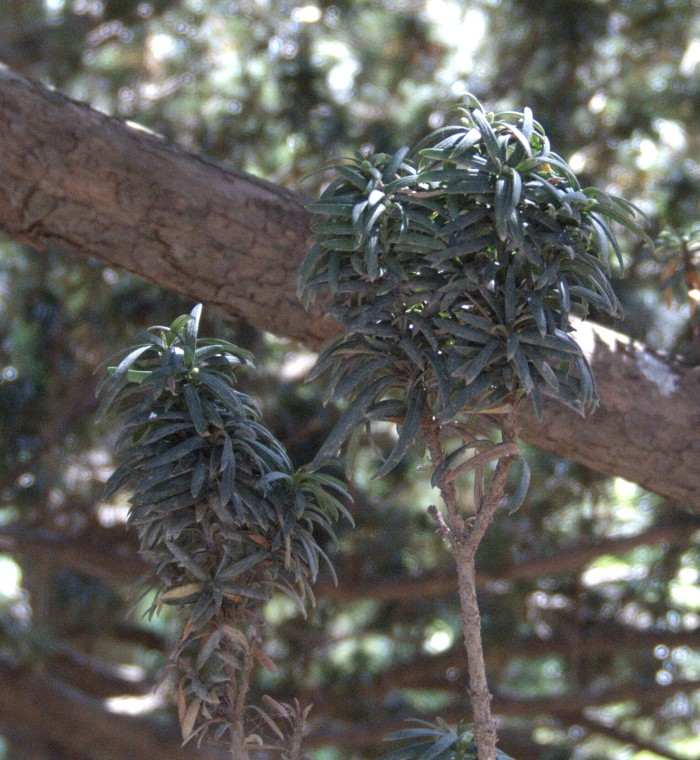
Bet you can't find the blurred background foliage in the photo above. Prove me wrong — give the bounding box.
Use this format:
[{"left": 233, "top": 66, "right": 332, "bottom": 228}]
[{"left": 0, "top": 0, "right": 699, "bottom": 758}]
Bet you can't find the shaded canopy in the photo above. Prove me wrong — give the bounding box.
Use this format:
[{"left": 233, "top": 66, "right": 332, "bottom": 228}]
[{"left": 0, "top": 2, "right": 698, "bottom": 759}]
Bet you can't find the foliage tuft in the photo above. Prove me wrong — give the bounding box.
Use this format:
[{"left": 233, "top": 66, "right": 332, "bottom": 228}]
[
  {"left": 299, "top": 96, "right": 649, "bottom": 475},
  {"left": 379, "top": 718, "right": 515, "bottom": 760},
  {"left": 99, "top": 304, "right": 351, "bottom": 748}
]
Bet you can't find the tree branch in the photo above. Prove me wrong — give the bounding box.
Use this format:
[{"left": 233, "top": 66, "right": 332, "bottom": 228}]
[
  {"left": 0, "top": 666, "right": 225, "bottom": 760},
  {"left": 376, "top": 624, "right": 700, "bottom": 691},
  {"left": 3, "top": 516, "right": 693, "bottom": 605},
  {"left": 1, "top": 65, "right": 699, "bottom": 510},
  {"left": 301, "top": 679, "right": 697, "bottom": 751},
  {"left": 575, "top": 715, "right": 686, "bottom": 760},
  {"left": 318, "top": 519, "right": 697, "bottom": 601},
  {"left": 424, "top": 418, "right": 518, "bottom": 760}
]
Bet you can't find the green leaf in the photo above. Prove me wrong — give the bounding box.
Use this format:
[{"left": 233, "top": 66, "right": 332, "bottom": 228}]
[
  {"left": 471, "top": 108, "right": 502, "bottom": 165},
  {"left": 335, "top": 163, "right": 370, "bottom": 190},
  {"left": 219, "top": 583, "right": 269, "bottom": 602},
  {"left": 183, "top": 383, "right": 209, "bottom": 437},
  {"left": 434, "top": 317, "right": 491, "bottom": 345},
  {"left": 430, "top": 440, "right": 492, "bottom": 487},
  {"left": 418, "top": 168, "right": 490, "bottom": 184},
  {"left": 441, "top": 442, "right": 518, "bottom": 484},
  {"left": 450, "top": 126, "right": 483, "bottom": 158},
  {"left": 320, "top": 236, "right": 361, "bottom": 252},
  {"left": 196, "top": 338, "right": 254, "bottom": 365},
  {"left": 310, "top": 376, "right": 392, "bottom": 470},
  {"left": 505, "top": 457, "right": 530, "bottom": 514},
  {"left": 502, "top": 122, "right": 533, "bottom": 165},
  {"left": 297, "top": 242, "right": 327, "bottom": 299},
  {"left": 399, "top": 336, "right": 426, "bottom": 369},
  {"left": 442, "top": 177, "right": 494, "bottom": 195},
  {"left": 528, "top": 349, "right": 559, "bottom": 391},
  {"left": 377, "top": 742, "right": 435, "bottom": 760},
  {"left": 373, "top": 386, "right": 426, "bottom": 479},
  {"left": 384, "top": 727, "right": 445, "bottom": 740},
  {"left": 512, "top": 344, "right": 534, "bottom": 392},
  {"left": 506, "top": 332, "right": 519, "bottom": 362},
  {"left": 200, "top": 398, "right": 224, "bottom": 429},
  {"left": 183, "top": 304, "right": 202, "bottom": 352},
  {"left": 456, "top": 311, "right": 496, "bottom": 333},
  {"left": 460, "top": 340, "right": 499, "bottom": 385},
  {"left": 521, "top": 106, "right": 534, "bottom": 140},
  {"left": 504, "top": 266, "right": 517, "bottom": 326},
  {"left": 169, "top": 313, "right": 194, "bottom": 336},
  {"left": 195, "top": 628, "right": 221, "bottom": 670},
  {"left": 440, "top": 206, "right": 490, "bottom": 237},
  {"left": 130, "top": 476, "right": 191, "bottom": 507},
  {"left": 142, "top": 421, "right": 194, "bottom": 444},
  {"left": 494, "top": 175, "right": 512, "bottom": 240},
  {"left": 219, "top": 459, "right": 235, "bottom": 507},
  {"left": 143, "top": 436, "right": 207, "bottom": 469},
  {"left": 440, "top": 371, "right": 498, "bottom": 420},
  {"left": 534, "top": 153, "right": 580, "bottom": 188},
  {"left": 382, "top": 145, "right": 411, "bottom": 180},
  {"left": 517, "top": 330, "right": 580, "bottom": 354},
  {"left": 219, "top": 433, "right": 234, "bottom": 473},
  {"left": 329, "top": 358, "right": 385, "bottom": 408},
  {"left": 423, "top": 733, "right": 459, "bottom": 760},
  {"left": 165, "top": 540, "right": 209, "bottom": 582},
  {"left": 302, "top": 479, "right": 355, "bottom": 527},
  {"left": 103, "top": 460, "right": 137, "bottom": 499},
  {"left": 197, "top": 372, "right": 244, "bottom": 415},
  {"left": 216, "top": 551, "right": 268, "bottom": 582},
  {"left": 96, "top": 344, "right": 153, "bottom": 419},
  {"left": 190, "top": 458, "right": 207, "bottom": 498},
  {"left": 428, "top": 234, "right": 497, "bottom": 263}
]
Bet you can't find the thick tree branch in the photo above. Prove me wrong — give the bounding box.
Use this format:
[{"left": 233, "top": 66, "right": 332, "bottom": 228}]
[
  {"left": 319, "top": 519, "right": 698, "bottom": 601},
  {"left": 0, "top": 667, "right": 225, "bottom": 760},
  {"left": 4, "top": 517, "right": 694, "bottom": 604},
  {"left": 575, "top": 716, "right": 685, "bottom": 760},
  {"left": 302, "top": 679, "right": 696, "bottom": 749},
  {"left": 377, "top": 624, "right": 700, "bottom": 691},
  {"left": 1, "top": 65, "right": 699, "bottom": 508},
  {"left": 0, "top": 523, "right": 148, "bottom": 586}
]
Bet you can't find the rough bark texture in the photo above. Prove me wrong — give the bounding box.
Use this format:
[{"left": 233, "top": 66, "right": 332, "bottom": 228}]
[{"left": 1, "top": 65, "right": 699, "bottom": 509}]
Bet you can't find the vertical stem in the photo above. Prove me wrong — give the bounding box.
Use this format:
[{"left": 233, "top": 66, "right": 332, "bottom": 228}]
[
  {"left": 228, "top": 650, "right": 253, "bottom": 760},
  {"left": 424, "top": 414, "right": 517, "bottom": 760},
  {"left": 451, "top": 541, "right": 497, "bottom": 759},
  {"left": 229, "top": 726, "right": 249, "bottom": 760},
  {"left": 287, "top": 710, "right": 305, "bottom": 760},
  {"left": 227, "top": 629, "right": 255, "bottom": 760}
]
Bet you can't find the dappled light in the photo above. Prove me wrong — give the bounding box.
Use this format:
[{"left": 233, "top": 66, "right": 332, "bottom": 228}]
[{"left": 0, "top": 0, "right": 698, "bottom": 758}]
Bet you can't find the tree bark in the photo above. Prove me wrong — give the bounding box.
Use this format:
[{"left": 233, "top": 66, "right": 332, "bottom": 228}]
[{"left": 1, "top": 65, "right": 699, "bottom": 509}]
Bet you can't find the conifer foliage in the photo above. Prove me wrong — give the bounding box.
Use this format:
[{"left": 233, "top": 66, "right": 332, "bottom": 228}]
[
  {"left": 299, "top": 98, "right": 648, "bottom": 759},
  {"left": 99, "top": 304, "right": 351, "bottom": 753},
  {"left": 299, "top": 97, "right": 648, "bottom": 478}
]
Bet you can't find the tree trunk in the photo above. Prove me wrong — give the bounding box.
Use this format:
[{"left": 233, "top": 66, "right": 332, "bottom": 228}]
[{"left": 1, "top": 64, "right": 698, "bottom": 510}]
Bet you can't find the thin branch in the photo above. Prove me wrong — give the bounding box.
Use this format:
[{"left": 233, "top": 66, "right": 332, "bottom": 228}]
[{"left": 423, "top": 413, "right": 519, "bottom": 760}]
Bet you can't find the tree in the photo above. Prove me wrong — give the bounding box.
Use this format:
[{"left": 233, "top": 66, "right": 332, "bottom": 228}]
[
  {"left": 1, "top": 67, "right": 699, "bottom": 509},
  {"left": 0, "top": 2, "right": 698, "bottom": 759}
]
